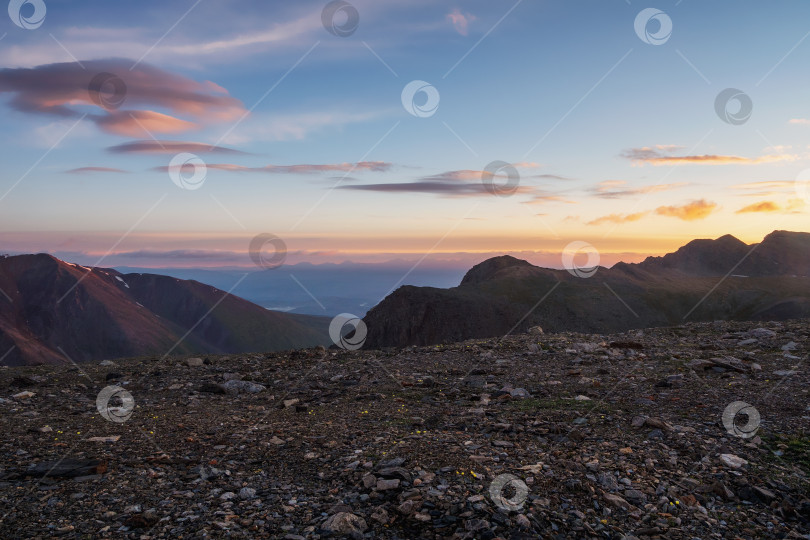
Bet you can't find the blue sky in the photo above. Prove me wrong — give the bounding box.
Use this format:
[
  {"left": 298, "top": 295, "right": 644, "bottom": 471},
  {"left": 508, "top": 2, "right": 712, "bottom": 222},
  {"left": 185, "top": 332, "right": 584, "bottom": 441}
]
[{"left": 0, "top": 0, "right": 808, "bottom": 268}]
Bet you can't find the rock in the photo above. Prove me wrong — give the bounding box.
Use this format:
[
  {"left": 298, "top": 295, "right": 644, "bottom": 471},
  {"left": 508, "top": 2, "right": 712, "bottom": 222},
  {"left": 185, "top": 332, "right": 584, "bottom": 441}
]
[
  {"left": 199, "top": 382, "right": 227, "bottom": 394},
  {"left": 99, "top": 360, "right": 117, "bottom": 367},
  {"left": 603, "top": 492, "right": 633, "bottom": 510},
  {"left": 748, "top": 328, "right": 776, "bottom": 339},
  {"left": 510, "top": 387, "right": 531, "bottom": 398},
  {"left": 624, "top": 489, "right": 646, "bottom": 505},
  {"left": 220, "top": 379, "right": 266, "bottom": 395},
  {"left": 710, "top": 481, "right": 734, "bottom": 500},
  {"left": 322, "top": 512, "right": 367, "bottom": 534},
  {"left": 397, "top": 500, "right": 417, "bottom": 515},
  {"left": 370, "top": 507, "right": 389, "bottom": 524},
  {"left": 184, "top": 357, "right": 204, "bottom": 367},
  {"left": 362, "top": 474, "right": 376, "bottom": 489},
  {"left": 515, "top": 514, "right": 531, "bottom": 528},
  {"left": 687, "top": 359, "right": 715, "bottom": 370},
  {"left": 239, "top": 487, "right": 257, "bottom": 500},
  {"left": 12, "top": 391, "right": 35, "bottom": 399},
  {"left": 283, "top": 398, "right": 300, "bottom": 408},
  {"left": 753, "top": 486, "right": 777, "bottom": 502},
  {"left": 643, "top": 417, "right": 673, "bottom": 431},
  {"left": 719, "top": 454, "right": 748, "bottom": 468},
  {"left": 86, "top": 436, "right": 120, "bottom": 443},
  {"left": 376, "top": 478, "right": 400, "bottom": 491},
  {"left": 27, "top": 459, "right": 107, "bottom": 478},
  {"left": 528, "top": 326, "right": 544, "bottom": 335}
]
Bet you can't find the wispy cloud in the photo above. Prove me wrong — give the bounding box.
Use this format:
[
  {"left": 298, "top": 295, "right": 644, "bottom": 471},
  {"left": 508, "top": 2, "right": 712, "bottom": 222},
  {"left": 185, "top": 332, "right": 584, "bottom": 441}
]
[
  {"left": 339, "top": 167, "right": 535, "bottom": 197},
  {"left": 622, "top": 146, "right": 798, "bottom": 166},
  {"left": 107, "top": 140, "right": 246, "bottom": 155},
  {"left": 731, "top": 180, "right": 798, "bottom": 197},
  {"left": 586, "top": 211, "right": 649, "bottom": 226},
  {"left": 591, "top": 180, "right": 687, "bottom": 199},
  {"left": 156, "top": 161, "right": 393, "bottom": 175},
  {"left": 222, "top": 110, "right": 385, "bottom": 144},
  {"left": 446, "top": 8, "right": 477, "bottom": 35},
  {"left": 65, "top": 167, "right": 128, "bottom": 174},
  {"left": 789, "top": 118, "right": 810, "bottom": 125},
  {"left": 0, "top": 59, "right": 245, "bottom": 136},
  {"left": 655, "top": 199, "right": 718, "bottom": 221}
]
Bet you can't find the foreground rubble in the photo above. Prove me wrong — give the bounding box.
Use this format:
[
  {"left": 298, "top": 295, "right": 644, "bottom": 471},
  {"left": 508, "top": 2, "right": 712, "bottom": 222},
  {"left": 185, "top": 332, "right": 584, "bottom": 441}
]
[{"left": 0, "top": 320, "right": 808, "bottom": 539}]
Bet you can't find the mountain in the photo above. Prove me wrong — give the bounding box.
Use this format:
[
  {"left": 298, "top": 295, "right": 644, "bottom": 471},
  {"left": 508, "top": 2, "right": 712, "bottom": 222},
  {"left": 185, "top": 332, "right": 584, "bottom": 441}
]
[
  {"left": 0, "top": 254, "right": 330, "bottom": 366},
  {"left": 363, "top": 231, "right": 810, "bottom": 348}
]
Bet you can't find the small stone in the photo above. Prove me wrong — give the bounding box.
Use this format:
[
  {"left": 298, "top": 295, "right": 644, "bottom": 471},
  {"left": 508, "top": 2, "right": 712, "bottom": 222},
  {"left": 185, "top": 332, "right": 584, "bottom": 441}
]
[
  {"left": 515, "top": 514, "right": 531, "bottom": 528},
  {"left": 510, "top": 387, "right": 531, "bottom": 398},
  {"left": 376, "top": 478, "right": 400, "bottom": 491},
  {"left": 12, "top": 391, "right": 35, "bottom": 399},
  {"left": 239, "top": 487, "right": 257, "bottom": 500},
  {"left": 283, "top": 398, "right": 300, "bottom": 408},
  {"left": 322, "top": 512, "right": 368, "bottom": 534},
  {"left": 221, "top": 379, "right": 265, "bottom": 395},
  {"left": 719, "top": 454, "right": 748, "bottom": 468},
  {"left": 362, "top": 474, "right": 376, "bottom": 489},
  {"left": 184, "top": 357, "right": 204, "bottom": 367},
  {"left": 603, "top": 493, "right": 633, "bottom": 510}
]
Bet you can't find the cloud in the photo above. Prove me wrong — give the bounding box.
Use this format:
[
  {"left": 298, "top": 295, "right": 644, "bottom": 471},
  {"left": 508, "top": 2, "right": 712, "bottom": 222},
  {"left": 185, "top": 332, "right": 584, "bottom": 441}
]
[
  {"left": 591, "top": 180, "right": 687, "bottom": 199},
  {"left": 65, "top": 167, "right": 128, "bottom": 174},
  {"left": 531, "top": 174, "right": 572, "bottom": 181},
  {"left": 621, "top": 146, "right": 797, "bottom": 166},
  {"left": 730, "top": 180, "right": 801, "bottom": 197},
  {"left": 156, "top": 161, "right": 393, "bottom": 175},
  {"left": 586, "top": 212, "right": 649, "bottom": 226},
  {"left": 736, "top": 201, "right": 781, "bottom": 214},
  {"left": 222, "top": 110, "right": 384, "bottom": 144},
  {"left": 446, "top": 8, "right": 476, "bottom": 35},
  {"left": 655, "top": 199, "right": 718, "bottom": 221},
  {"left": 107, "top": 141, "right": 246, "bottom": 155},
  {"left": 0, "top": 59, "right": 245, "bottom": 136},
  {"left": 789, "top": 118, "right": 810, "bottom": 125},
  {"left": 523, "top": 194, "right": 577, "bottom": 204},
  {"left": 339, "top": 167, "right": 535, "bottom": 197},
  {"left": 96, "top": 110, "right": 198, "bottom": 138}
]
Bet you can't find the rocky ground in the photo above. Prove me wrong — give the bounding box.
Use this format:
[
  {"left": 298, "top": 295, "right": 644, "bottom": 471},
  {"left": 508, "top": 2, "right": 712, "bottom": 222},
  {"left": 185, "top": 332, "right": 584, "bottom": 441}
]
[{"left": 0, "top": 319, "right": 808, "bottom": 539}]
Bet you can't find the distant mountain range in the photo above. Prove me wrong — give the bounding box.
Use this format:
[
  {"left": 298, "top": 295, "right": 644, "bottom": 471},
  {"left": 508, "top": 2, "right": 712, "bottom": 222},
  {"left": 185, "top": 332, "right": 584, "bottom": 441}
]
[
  {"left": 0, "top": 254, "right": 330, "bottom": 366},
  {"left": 363, "top": 230, "right": 810, "bottom": 348},
  {"left": 111, "top": 262, "right": 465, "bottom": 317}
]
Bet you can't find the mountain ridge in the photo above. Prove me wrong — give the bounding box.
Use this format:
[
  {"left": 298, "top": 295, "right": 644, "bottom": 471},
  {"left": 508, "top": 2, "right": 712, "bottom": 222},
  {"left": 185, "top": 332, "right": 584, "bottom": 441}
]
[
  {"left": 363, "top": 231, "right": 810, "bottom": 348},
  {"left": 0, "top": 254, "right": 330, "bottom": 366}
]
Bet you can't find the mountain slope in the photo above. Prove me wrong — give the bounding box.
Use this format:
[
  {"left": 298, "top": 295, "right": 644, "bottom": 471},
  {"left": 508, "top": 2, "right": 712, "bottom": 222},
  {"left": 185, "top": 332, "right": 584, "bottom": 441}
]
[
  {"left": 363, "top": 231, "right": 810, "bottom": 348},
  {"left": 0, "top": 254, "right": 329, "bottom": 366}
]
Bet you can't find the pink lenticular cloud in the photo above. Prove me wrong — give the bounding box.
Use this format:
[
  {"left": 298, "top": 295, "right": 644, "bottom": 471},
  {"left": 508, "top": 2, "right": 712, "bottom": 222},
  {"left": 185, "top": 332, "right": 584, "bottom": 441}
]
[
  {"left": 0, "top": 59, "right": 246, "bottom": 136},
  {"left": 107, "top": 140, "right": 246, "bottom": 155},
  {"left": 156, "top": 161, "right": 393, "bottom": 175},
  {"left": 96, "top": 110, "right": 198, "bottom": 137}
]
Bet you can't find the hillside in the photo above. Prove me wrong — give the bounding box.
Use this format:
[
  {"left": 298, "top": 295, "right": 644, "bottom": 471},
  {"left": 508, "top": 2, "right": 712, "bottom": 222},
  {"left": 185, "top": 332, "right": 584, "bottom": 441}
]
[
  {"left": 0, "top": 254, "right": 330, "bottom": 366},
  {"left": 0, "top": 319, "right": 806, "bottom": 537}
]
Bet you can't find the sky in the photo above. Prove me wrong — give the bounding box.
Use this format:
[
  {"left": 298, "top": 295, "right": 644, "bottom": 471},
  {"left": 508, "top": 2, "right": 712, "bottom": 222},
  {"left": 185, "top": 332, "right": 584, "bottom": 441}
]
[{"left": 0, "top": 0, "right": 808, "bottom": 270}]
